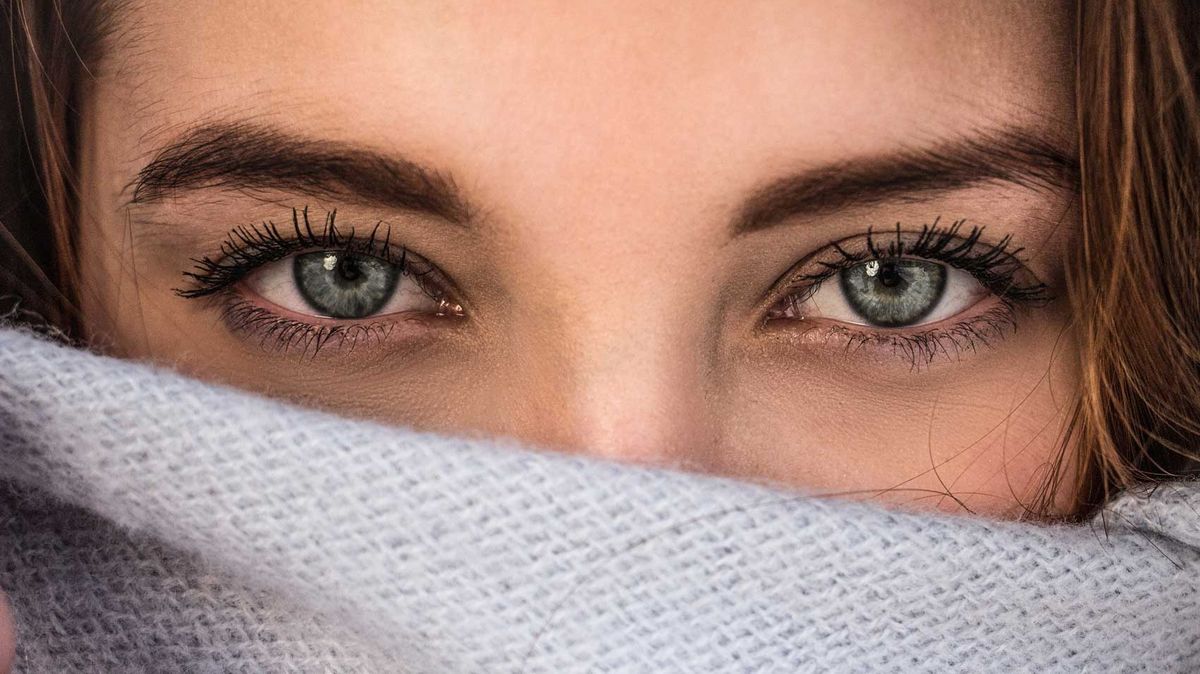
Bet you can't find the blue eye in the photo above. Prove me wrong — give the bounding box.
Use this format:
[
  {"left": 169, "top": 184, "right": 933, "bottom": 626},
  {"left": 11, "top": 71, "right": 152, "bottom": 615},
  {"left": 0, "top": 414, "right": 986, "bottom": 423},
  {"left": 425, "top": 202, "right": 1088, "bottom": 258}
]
[
  {"left": 839, "top": 259, "right": 949, "bottom": 327},
  {"left": 244, "top": 250, "right": 450, "bottom": 320},
  {"left": 780, "top": 256, "right": 987, "bottom": 329},
  {"left": 293, "top": 252, "right": 401, "bottom": 319}
]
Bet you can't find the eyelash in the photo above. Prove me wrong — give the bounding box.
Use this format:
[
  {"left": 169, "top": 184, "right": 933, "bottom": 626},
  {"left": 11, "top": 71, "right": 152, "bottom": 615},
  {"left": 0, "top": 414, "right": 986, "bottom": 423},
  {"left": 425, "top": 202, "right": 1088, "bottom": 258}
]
[
  {"left": 767, "top": 218, "right": 1052, "bottom": 368},
  {"left": 176, "top": 207, "right": 456, "bottom": 356},
  {"left": 179, "top": 211, "right": 1050, "bottom": 364}
]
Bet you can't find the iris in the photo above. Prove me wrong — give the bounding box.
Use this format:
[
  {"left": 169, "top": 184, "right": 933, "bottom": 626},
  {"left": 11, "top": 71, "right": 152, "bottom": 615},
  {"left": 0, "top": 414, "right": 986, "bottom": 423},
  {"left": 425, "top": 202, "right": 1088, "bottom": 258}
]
[
  {"left": 293, "top": 251, "right": 400, "bottom": 319},
  {"left": 839, "top": 258, "right": 947, "bottom": 327}
]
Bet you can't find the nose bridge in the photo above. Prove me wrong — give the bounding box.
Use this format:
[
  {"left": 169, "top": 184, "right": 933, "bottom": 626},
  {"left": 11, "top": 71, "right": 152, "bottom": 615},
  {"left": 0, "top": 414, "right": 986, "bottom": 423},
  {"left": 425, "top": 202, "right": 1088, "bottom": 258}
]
[
  {"left": 506, "top": 245, "right": 722, "bottom": 468},
  {"left": 570, "top": 314, "right": 716, "bottom": 466},
  {"left": 484, "top": 132, "right": 726, "bottom": 467}
]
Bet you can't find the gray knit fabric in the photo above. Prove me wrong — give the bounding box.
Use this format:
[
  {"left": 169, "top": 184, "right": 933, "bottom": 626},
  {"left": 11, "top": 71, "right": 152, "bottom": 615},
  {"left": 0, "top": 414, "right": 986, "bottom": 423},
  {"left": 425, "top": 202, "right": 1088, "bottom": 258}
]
[{"left": 0, "top": 327, "right": 1196, "bottom": 673}]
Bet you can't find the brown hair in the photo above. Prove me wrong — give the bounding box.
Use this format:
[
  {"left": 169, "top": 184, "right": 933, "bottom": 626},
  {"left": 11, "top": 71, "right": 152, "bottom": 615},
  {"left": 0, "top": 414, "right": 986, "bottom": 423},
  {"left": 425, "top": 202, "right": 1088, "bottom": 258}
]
[
  {"left": 1, "top": 0, "right": 114, "bottom": 331},
  {"left": 1054, "top": 0, "right": 1200, "bottom": 516},
  {"left": 2, "top": 0, "right": 1198, "bottom": 518}
]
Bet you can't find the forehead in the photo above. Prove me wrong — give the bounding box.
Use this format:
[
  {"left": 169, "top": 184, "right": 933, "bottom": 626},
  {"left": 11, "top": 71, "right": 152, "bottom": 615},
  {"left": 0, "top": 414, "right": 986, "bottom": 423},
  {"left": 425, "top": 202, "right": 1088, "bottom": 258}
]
[{"left": 102, "top": 1, "right": 1072, "bottom": 204}]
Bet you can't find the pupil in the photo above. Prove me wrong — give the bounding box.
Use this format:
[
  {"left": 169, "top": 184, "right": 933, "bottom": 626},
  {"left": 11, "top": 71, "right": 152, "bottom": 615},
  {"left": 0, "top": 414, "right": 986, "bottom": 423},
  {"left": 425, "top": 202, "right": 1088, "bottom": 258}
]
[
  {"left": 337, "top": 257, "right": 363, "bottom": 283},
  {"left": 877, "top": 263, "right": 902, "bottom": 288}
]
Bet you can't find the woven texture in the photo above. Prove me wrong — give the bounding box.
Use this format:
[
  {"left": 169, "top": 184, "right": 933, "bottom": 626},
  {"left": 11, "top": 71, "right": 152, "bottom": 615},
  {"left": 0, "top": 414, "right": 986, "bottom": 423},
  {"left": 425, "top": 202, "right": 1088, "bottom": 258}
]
[{"left": 0, "top": 327, "right": 1197, "bottom": 673}]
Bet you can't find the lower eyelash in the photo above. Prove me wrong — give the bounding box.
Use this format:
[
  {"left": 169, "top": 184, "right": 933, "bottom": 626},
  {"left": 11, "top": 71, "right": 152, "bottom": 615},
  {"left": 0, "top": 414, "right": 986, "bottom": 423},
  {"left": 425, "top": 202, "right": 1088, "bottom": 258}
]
[
  {"left": 219, "top": 296, "right": 397, "bottom": 358},
  {"left": 822, "top": 301, "right": 1021, "bottom": 370}
]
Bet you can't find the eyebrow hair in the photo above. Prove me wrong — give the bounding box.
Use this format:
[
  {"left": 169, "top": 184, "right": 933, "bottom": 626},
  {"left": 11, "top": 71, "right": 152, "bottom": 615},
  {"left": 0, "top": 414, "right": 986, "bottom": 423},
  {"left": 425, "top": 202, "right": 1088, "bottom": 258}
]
[
  {"left": 126, "top": 121, "right": 474, "bottom": 224},
  {"left": 732, "top": 127, "right": 1079, "bottom": 235},
  {"left": 129, "top": 121, "right": 1074, "bottom": 236}
]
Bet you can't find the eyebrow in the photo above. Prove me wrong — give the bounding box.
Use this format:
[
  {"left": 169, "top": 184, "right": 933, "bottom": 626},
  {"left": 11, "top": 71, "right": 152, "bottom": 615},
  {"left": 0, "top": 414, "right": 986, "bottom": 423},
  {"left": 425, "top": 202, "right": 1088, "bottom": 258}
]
[
  {"left": 126, "top": 121, "right": 474, "bottom": 224},
  {"left": 732, "top": 127, "right": 1078, "bottom": 235},
  {"left": 129, "top": 121, "right": 1076, "bottom": 235}
]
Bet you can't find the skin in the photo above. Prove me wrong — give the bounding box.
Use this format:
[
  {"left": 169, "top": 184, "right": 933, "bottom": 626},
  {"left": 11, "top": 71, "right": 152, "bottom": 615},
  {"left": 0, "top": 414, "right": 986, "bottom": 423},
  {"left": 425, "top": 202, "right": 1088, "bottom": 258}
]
[
  {"left": 74, "top": 0, "right": 1079, "bottom": 519},
  {"left": 0, "top": 593, "right": 12, "bottom": 674}
]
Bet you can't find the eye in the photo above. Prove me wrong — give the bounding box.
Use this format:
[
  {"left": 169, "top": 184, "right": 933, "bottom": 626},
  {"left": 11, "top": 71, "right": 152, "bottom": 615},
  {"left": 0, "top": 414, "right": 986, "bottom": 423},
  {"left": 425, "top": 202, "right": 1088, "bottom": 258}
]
[
  {"left": 764, "top": 221, "right": 1042, "bottom": 330},
  {"left": 244, "top": 250, "right": 448, "bottom": 319},
  {"left": 760, "top": 222, "right": 1052, "bottom": 366},
  {"left": 803, "top": 257, "right": 988, "bottom": 328}
]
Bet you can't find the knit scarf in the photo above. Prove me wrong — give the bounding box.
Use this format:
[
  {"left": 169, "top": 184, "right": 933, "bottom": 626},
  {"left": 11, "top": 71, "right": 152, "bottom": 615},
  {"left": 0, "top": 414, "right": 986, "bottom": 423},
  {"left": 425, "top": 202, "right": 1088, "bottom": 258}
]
[{"left": 0, "top": 326, "right": 1196, "bottom": 672}]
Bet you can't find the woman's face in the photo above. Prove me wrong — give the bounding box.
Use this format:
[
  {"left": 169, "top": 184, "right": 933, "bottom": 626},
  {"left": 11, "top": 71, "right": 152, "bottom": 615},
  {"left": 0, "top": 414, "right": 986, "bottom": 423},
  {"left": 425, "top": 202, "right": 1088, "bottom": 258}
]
[{"left": 78, "top": 0, "right": 1079, "bottom": 516}]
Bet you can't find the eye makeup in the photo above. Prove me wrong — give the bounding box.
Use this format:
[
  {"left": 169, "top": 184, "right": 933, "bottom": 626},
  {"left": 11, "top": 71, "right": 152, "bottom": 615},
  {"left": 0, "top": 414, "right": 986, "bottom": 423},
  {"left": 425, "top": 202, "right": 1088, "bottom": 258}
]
[
  {"left": 176, "top": 207, "right": 465, "bottom": 356},
  {"left": 762, "top": 218, "right": 1054, "bottom": 369},
  {"left": 177, "top": 208, "right": 1054, "bottom": 367}
]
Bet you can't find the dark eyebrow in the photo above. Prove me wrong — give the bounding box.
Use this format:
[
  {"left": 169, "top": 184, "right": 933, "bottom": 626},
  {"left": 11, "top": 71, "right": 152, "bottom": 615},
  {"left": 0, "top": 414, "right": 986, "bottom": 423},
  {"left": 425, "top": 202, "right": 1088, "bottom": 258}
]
[
  {"left": 126, "top": 121, "right": 474, "bottom": 224},
  {"left": 732, "top": 127, "right": 1079, "bottom": 235}
]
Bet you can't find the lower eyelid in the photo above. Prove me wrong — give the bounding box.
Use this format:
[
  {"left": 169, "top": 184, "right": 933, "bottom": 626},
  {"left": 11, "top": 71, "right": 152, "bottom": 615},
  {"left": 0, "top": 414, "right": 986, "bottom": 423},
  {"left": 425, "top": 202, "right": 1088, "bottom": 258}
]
[
  {"left": 855, "top": 302, "right": 1022, "bottom": 362},
  {"left": 218, "top": 297, "right": 398, "bottom": 357},
  {"left": 212, "top": 292, "right": 458, "bottom": 360},
  {"left": 759, "top": 295, "right": 1026, "bottom": 368}
]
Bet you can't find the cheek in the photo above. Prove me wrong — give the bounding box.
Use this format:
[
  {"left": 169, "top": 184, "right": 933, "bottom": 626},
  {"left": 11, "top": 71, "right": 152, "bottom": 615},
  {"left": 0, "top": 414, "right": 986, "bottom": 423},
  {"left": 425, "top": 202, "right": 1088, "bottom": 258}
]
[
  {"left": 719, "top": 312, "right": 1079, "bottom": 517},
  {"left": 75, "top": 227, "right": 209, "bottom": 361},
  {"left": 75, "top": 213, "right": 149, "bottom": 356},
  {"left": 76, "top": 104, "right": 190, "bottom": 358}
]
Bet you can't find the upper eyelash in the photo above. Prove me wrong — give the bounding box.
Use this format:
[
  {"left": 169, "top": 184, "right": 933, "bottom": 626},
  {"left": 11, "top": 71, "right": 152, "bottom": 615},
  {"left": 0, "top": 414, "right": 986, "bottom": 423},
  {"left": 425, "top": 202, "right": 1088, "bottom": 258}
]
[
  {"left": 175, "top": 206, "right": 432, "bottom": 300},
  {"left": 783, "top": 217, "right": 1053, "bottom": 307},
  {"left": 181, "top": 211, "right": 1045, "bottom": 364}
]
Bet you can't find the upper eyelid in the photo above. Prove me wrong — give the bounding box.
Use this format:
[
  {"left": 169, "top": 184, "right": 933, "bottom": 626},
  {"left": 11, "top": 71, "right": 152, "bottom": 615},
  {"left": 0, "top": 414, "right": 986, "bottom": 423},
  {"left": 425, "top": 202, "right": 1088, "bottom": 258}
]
[
  {"left": 796, "top": 222, "right": 1027, "bottom": 271},
  {"left": 765, "top": 221, "right": 1049, "bottom": 304},
  {"left": 175, "top": 208, "right": 444, "bottom": 300}
]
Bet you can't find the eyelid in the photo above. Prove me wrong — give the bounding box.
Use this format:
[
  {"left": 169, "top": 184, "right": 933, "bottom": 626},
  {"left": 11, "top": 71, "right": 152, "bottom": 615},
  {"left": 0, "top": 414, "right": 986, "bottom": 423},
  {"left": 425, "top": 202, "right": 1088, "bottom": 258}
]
[
  {"left": 176, "top": 209, "right": 470, "bottom": 358},
  {"left": 241, "top": 252, "right": 450, "bottom": 321},
  {"left": 761, "top": 218, "right": 1052, "bottom": 319},
  {"left": 755, "top": 221, "right": 1056, "bottom": 369},
  {"left": 799, "top": 262, "right": 986, "bottom": 327},
  {"left": 175, "top": 207, "right": 467, "bottom": 313}
]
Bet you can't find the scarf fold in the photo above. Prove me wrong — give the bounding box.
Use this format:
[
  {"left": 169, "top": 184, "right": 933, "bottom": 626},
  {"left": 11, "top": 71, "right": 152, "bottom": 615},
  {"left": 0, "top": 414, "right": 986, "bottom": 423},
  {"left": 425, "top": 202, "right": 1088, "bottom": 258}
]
[{"left": 0, "top": 327, "right": 1196, "bottom": 672}]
